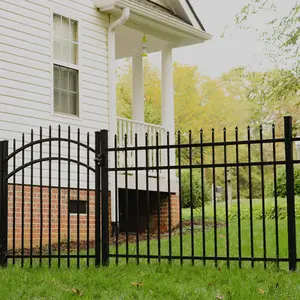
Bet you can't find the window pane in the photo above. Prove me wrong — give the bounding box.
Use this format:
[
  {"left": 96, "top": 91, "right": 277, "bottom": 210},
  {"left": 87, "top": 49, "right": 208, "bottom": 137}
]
[
  {"left": 53, "top": 64, "right": 78, "bottom": 116},
  {"left": 69, "top": 69, "right": 78, "bottom": 92},
  {"left": 54, "top": 89, "right": 61, "bottom": 112},
  {"left": 62, "top": 17, "right": 69, "bottom": 40},
  {"left": 70, "top": 20, "right": 78, "bottom": 42},
  {"left": 53, "top": 41, "right": 61, "bottom": 61},
  {"left": 53, "top": 14, "right": 61, "bottom": 39},
  {"left": 54, "top": 65, "right": 60, "bottom": 88},
  {"left": 69, "top": 92, "right": 77, "bottom": 115},
  {"left": 61, "top": 40, "right": 69, "bottom": 63},
  {"left": 60, "top": 91, "right": 69, "bottom": 114},
  {"left": 70, "top": 43, "right": 77, "bottom": 65},
  {"left": 60, "top": 67, "right": 69, "bottom": 90},
  {"left": 53, "top": 14, "right": 78, "bottom": 65}
]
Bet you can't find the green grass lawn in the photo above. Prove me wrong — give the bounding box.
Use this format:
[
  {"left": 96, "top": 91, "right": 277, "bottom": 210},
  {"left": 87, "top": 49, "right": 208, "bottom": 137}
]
[
  {"left": 2, "top": 199, "right": 300, "bottom": 299},
  {"left": 111, "top": 219, "right": 295, "bottom": 270},
  {"left": 0, "top": 263, "right": 300, "bottom": 299}
]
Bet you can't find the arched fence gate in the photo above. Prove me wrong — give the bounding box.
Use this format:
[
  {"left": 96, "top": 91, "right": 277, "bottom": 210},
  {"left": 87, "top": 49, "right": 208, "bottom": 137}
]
[{"left": 0, "top": 127, "right": 109, "bottom": 268}]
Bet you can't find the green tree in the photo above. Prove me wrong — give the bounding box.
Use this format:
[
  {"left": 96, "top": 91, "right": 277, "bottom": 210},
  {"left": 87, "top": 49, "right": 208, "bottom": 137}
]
[{"left": 236, "top": 0, "right": 300, "bottom": 104}]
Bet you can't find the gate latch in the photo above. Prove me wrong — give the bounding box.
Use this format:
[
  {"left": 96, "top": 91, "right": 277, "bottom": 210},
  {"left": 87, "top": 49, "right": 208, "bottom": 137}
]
[{"left": 95, "top": 154, "right": 105, "bottom": 166}]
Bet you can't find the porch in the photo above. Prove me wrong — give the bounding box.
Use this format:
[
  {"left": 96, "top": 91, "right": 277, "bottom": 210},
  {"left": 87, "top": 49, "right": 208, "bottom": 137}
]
[
  {"left": 111, "top": 11, "right": 181, "bottom": 193},
  {"left": 115, "top": 116, "right": 179, "bottom": 194}
]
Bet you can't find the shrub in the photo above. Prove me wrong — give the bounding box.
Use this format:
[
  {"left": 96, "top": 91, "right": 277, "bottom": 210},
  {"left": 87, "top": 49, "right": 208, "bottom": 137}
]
[
  {"left": 181, "top": 170, "right": 209, "bottom": 208},
  {"left": 274, "top": 166, "right": 300, "bottom": 197},
  {"left": 203, "top": 198, "right": 300, "bottom": 221}
]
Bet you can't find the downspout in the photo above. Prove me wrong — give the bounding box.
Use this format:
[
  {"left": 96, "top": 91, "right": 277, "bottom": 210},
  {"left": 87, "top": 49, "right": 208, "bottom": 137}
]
[
  {"left": 108, "top": 7, "right": 130, "bottom": 143},
  {"left": 107, "top": 7, "right": 130, "bottom": 231}
]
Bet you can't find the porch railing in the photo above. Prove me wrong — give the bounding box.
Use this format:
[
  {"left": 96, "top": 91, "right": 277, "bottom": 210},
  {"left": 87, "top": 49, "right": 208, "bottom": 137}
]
[{"left": 116, "top": 117, "right": 167, "bottom": 174}]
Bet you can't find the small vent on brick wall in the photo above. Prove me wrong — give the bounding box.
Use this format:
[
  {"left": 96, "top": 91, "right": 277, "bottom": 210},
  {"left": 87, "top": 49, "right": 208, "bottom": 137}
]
[{"left": 69, "top": 200, "right": 87, "bottom": 214}]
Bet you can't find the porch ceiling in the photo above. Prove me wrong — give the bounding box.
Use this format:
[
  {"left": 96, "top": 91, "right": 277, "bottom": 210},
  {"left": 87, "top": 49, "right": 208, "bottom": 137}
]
[
  {"left": 103, "top": 2, "right": 211, "bottom": 59},
  {"left": 115, "top": 25, "right": 168, "bottom": 59}
]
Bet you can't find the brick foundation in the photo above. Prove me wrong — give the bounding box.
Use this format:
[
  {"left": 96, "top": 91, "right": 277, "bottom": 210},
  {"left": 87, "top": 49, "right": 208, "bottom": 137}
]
[
  {"left": 7, "top": 185, "right": 180, "bottom": 249},
  {"left": 151, "top": 194, "right": 180, "bottom": 232},
  {"left": 7, "top": 184, "right": 112, "bottom": 249}
]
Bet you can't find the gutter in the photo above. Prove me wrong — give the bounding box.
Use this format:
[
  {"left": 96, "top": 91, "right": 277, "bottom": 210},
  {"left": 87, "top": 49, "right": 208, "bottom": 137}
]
[{"left": 108, "top": 7, "right": 130, "bottom": 32}]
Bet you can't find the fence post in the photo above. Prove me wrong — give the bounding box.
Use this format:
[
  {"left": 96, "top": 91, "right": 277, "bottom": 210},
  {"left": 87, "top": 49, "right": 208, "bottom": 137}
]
[
  {"left": 0, "top": 141, "right": 8, "bottom": 267},
  {"left": 284, "top": 116, "right": 297, "bottom": 271},
  {"left": 100, "top": 130, "right": 109, "bottom": 266},
  {"left": 95, "top": 132, "right": 101, "bottom": 267}
]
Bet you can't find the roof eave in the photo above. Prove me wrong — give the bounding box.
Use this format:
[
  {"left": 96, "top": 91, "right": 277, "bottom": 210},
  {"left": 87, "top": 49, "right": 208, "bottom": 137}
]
[
  {"left": 185, "top": 0, "right": 206, "bottom": 31},
  {"left": 116, "top": 0, "right": 212, "bottom": 43}
]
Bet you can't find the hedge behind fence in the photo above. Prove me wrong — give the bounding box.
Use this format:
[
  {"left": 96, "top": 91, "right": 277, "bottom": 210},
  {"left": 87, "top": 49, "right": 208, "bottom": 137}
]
[{"left": 203, "top": 198, "right": 300, "bottom": 221}]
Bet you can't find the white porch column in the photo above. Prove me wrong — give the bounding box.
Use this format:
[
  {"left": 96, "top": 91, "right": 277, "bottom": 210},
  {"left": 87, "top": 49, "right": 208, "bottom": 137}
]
[
  {"left": 132, "top": 54, "right": 144, "bottom": 122},
  {"left": 132, "top": 54, "right": 145, "bottom": 171},
  {"left": 161, "top": 46, "right": 176, "bottom": 176}
]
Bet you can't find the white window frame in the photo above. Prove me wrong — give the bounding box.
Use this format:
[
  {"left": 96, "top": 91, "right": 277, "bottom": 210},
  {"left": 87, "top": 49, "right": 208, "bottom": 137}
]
[{"left": 50, "top": 5, "right": 82, "bottom": 120}]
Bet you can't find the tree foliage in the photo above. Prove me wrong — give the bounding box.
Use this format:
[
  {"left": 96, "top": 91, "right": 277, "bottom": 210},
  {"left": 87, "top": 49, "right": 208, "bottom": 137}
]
[{"left": 236, "top": 0, "right": 300, "bottom": 105}]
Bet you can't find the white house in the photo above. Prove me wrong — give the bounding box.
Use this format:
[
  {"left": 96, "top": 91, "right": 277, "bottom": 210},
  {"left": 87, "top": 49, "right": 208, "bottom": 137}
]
[{"left": 0, "top": 0, "right": 211, "bottom": 233}]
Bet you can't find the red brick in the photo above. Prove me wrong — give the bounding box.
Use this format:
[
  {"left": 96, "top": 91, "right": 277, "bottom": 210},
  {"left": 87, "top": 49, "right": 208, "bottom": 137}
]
[{"left": 7, "top": 184, "right": 111, "bottom": 249}]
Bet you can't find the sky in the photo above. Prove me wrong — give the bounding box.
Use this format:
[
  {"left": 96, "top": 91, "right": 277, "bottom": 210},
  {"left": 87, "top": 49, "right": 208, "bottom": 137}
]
[
  {"left": 118, "top": 0, "right": 297, "bottom": 78},
  {"left": 176, "top": 0, "right": 297, "bottom": 77}
]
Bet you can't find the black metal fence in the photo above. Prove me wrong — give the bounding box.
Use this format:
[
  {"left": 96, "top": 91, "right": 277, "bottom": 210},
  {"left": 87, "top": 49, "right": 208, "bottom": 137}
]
[
  {"left": 0, "top": 116, "right": 299, "bottom": 270},
  {"left": 107, "top": 116, "right": 299, "bottom": 271},
  {"left": 0, "top": 127, "right": 110, "bottom": 268}
]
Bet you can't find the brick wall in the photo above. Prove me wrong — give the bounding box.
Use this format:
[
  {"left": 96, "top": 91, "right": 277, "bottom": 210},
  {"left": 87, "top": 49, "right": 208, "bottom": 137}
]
[
  {"left": 151, "top": 194, "right": 180, "bottom": 232},
  {"left": 7, "top": 184, "right": 112, "bottom": 249}
]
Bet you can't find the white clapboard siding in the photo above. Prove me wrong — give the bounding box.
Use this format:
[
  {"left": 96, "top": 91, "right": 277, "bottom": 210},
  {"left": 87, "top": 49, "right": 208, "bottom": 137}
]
[
  {"left": 0, "top": 2, "right": 50, "bottom": 30},
  {"left": 0, "top": 26, "right": 50, "bottom": 48},
  {"left": 0, "top": 69, "right": 50, "bottom": 88},
  {"left": 1, "top": 60, "right": 50, "bottom": 79},
  {"left": 0, "top": 44, "right": 50, "bottom": 63},
  {"left": 0, "top": 86, "right": 51, "bottom": 103},
  {"left": 83, "top": 36, "right": 107, "bottom": 53},
  {"left": 3, "top": 0, "right": 50, "bottom": 15},
  {"left": 82, "top": 73, "right": 108, "bottom": 88},
  {"left": 0, "top": 0, "right": 110, "bottom": 190},
  {"left": 0, "top": 17, "right": 49, "bottom": 40},
  {"left": 82, "top": 66, "right": 108, "bottom": 81},
  {"left": 0, "top": 78, "right": 50, "bottom": 96},
  {"left": 0, "top": 34, "right": 50, "bottom": 55},
  {"left": 0, "top": 96, "right": 51, "bottom": 112},
  {"left": 0, "top": 52, "right": 49, "bottom": 72}
]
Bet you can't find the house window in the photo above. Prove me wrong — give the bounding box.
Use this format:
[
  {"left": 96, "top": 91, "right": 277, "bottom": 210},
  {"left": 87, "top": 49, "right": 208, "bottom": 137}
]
[
  {"left": 53, "top": 14, "right": 79, "bottom": 116},
  {"left": 69, "top": 200, "right": 87, "bottom": 214}
]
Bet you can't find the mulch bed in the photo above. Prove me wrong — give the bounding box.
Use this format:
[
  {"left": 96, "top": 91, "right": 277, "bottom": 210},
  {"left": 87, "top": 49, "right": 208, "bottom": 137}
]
[{"left": 6, "top": 219, "right": 225, "bottom": 256}]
